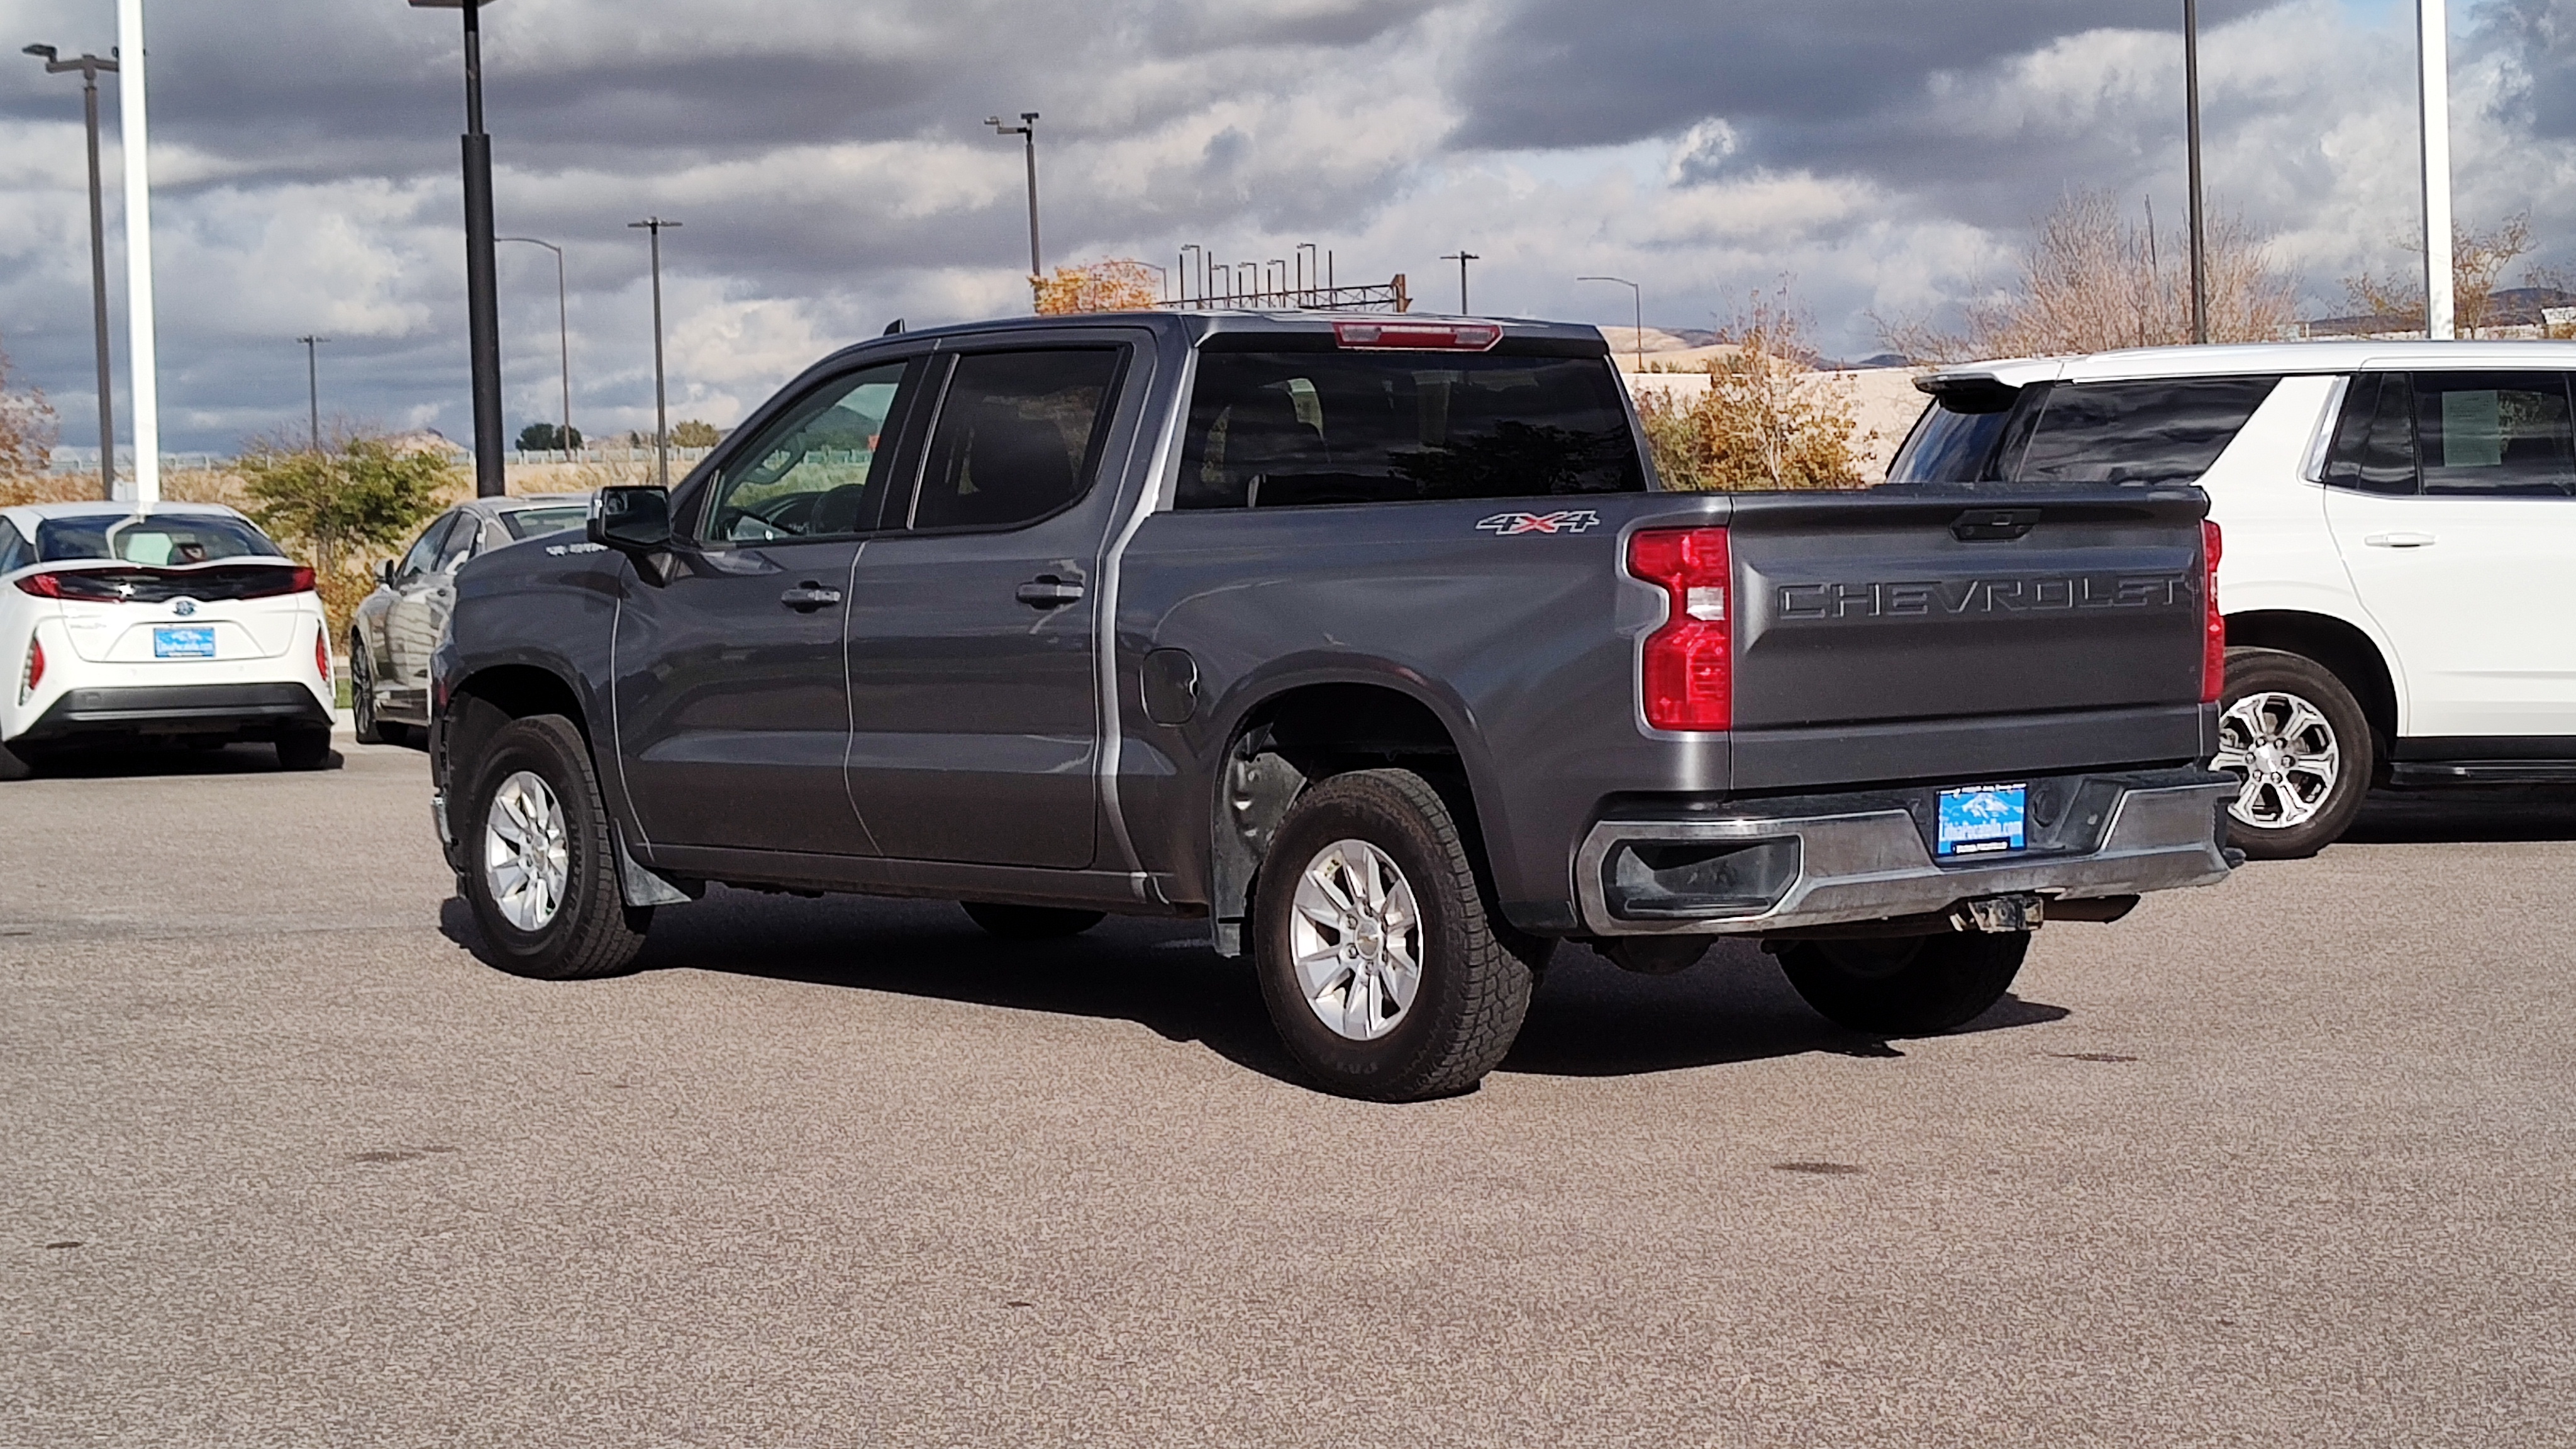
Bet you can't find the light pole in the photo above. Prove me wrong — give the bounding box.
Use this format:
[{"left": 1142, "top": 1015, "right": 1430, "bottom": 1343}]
[
  {"left": 499, "top": 236, "right": 572, "bottom": 453},
  {"left": 628, "top": 217, "right": 679, "bottom": 489},
  {"left": 408, "top": 0, "right": 506, "bottom": 497},
  {"left": 2184, "top": 0, "right": 2207, "bottom": 343},
  {"left": 987, "top": 112, "right": 1040, "bottom": 304},
  {"left": 1440, "top": 251, "right": 1480, "bottom": 314},
  {"left": 295, "top": 335, "right": 328, "bottom": 451},
  {"left": 25, "top": 44, "right": 118, "bottom": 499},
  {"left": 2419, "top": 0, "right": 2455, "bottom": 339},
  {"left": 1579, "top": 275, "right": 1643, "bottom": 372}
]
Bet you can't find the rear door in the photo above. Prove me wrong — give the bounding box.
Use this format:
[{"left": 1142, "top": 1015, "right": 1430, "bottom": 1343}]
[
  {"left": 384, "top": 511, "right": 462, "bottom": 714},
  {"left": 840, "top": 342, "right": 1139, "bottom": 868},
  {"left": 614, "top": 357, "right": 920, "bottom": 855},
  {"left": 2321, "top": 370, "right": 2576, "bottom": 738}
]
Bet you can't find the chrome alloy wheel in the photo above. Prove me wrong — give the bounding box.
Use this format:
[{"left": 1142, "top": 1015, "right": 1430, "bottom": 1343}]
[
  {"left": 2214, "top": 690, "right": 2341, "bottom": 830},
  {"left": 1289, "top": 837, "right": 1424, "bottom": 1041},
  {"left": 483, "top": 769, "right": 570, "bottom": 932}
]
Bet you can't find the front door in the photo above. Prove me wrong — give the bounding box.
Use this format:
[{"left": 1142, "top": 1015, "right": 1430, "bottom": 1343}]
[
  {"left": 2322, "top": 370, "right": 2576, "bottom": 739},
  {"left": 843, "top": 345, "right": 1132, "bottom": 869},
  {"left": 614, "top": 358, "right": 917, "bottom": 855},
  {"left": 384, "top": 510, "right": 468, "bottom": 719}
]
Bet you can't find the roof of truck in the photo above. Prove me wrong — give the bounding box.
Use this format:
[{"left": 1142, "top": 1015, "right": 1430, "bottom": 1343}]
[{"left": 1921, "top": 338, "right": 2576, "bottom": 392}]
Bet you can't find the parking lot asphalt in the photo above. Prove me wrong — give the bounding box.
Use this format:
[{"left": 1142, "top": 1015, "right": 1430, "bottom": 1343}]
[{"left": 4, "top": 740, "right": 2572, "bottom": 1447}]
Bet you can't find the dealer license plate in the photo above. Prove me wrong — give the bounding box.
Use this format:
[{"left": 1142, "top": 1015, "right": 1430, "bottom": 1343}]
[
  {"left": 1936, "top": 783, "right": 2026, "bottom": 857},
  {"left": 152, "top": 625, "right": 218, "bottom": 659}
]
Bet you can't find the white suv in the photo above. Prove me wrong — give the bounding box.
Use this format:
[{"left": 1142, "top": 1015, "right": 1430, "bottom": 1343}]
[
  {"left": 1, "top": 500, "right": 335, "bottom": 778},
  {"left": 1894, "top": 341, "right": 2576, "bottom": 856}
]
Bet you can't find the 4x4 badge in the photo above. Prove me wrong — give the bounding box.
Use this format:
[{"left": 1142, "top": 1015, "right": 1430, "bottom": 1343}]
[{"left": 1475, "top": 509, "right": 1601, "bottom": 536}]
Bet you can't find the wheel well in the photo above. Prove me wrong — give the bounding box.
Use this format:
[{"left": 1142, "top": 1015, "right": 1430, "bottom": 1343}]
[
  {"left": 2225, "top": 611, "right": 2397, "bottom": 741},
  {"left": 1209, "top": 683, "right": 1474, "bottom": 956},
  {"left": 441, "top": 664, "right": 590, "bottom": 786}
]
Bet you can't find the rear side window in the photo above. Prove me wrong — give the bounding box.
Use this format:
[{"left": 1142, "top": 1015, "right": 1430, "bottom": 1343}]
[
  {"left": 2323, "top": 374, "right": 2421, "bottom": 495},
  {"left": 35, "top": 512, "right": 282, "bottom": 565},
  {"left": 0, "top": 519, "right": 27, "bottom": 574},
  {"left": 909, "top": 349, "right": 1126, "bottom": 531},
  {"left": 1887, "top": 389, "right": 2018, "bottom": 484},
  {"left": 2417, "top": 372, "right": 2574, "bottom": 496},
  {"left": 2012, "top": 377, "right": 2279, "bottom": 487},
  {"left": 1177, "top": 351, "right": 1643, "bottom": 509}
]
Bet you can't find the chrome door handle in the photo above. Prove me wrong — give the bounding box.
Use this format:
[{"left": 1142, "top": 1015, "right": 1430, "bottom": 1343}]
[
  {"left": 1016, "top": 577, "right": 1085, "bottom": 608},
  {"left": 2363, "top": 531, "right": 2437, "bottom": 548},
  {"left": 779, "top": 584, "right": 843, "bottom": 611}
]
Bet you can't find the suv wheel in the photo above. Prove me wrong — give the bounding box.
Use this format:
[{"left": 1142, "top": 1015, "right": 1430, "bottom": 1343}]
[
  {"left": 1777, "top": 931, "right": 2030, "bottom": 1036},
  {"left": 2214, "top": 647, "right": 2372, "bottom": 859},
  {"left": 459, "top": 713, "right": 651, "bottom": 980},
  {"left": 1252, "top": 768, "right": 1548, "bottom": 1101}
]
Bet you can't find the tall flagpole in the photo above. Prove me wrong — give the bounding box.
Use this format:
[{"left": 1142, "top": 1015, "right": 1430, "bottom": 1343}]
[
  {"left": 2418, "top": 0, "right": 2454, "bottom": 340},
  {"left": 116, "top": 0, "right": 160, "bottom": 504}
]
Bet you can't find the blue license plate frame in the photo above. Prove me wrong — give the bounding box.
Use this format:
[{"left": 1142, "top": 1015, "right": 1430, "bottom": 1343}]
[
  {"left": 152, "top": 625, "right": 218, "bottom": 660},
  {"left": 1936, "top": 783, "right": 2027, "bottom": 857}
]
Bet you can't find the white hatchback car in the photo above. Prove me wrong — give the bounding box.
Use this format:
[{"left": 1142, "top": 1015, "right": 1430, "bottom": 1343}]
[
  {"left": 1896, "top": 340, "right": 2576, "bottom": 856},
  {"left": 0, "top": 500, "right": 334, "bottom": 778}
]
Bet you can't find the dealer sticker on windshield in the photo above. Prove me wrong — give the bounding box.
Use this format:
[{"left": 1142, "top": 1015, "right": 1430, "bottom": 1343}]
[
  {"left": 1936, "top": 783, "right": 2026, "bottom": 857},
  {"left": 152, "top": 625, "right": 217, "bottom": 660}
]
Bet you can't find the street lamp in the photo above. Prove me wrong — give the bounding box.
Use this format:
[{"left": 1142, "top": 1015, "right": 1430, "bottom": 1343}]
[
  {"left": 1578, "top": 275, "right": 1643, "bottom": 373},
  {"left": 408, "top": 0, "right": 506, "bottom": 497},
  {"left": 628, "top": 218, "right": 679, "bottom": 489},
  {"left": 986, "top": 112, "right": 1041, "bottom": 304},
  {"left": 1440, "top": 251, "right": 1480, "bottom": 314},
  {"left": 499, "top": 236, "right": 572, "bottom": 454},
  {"left": 25, "top": 43, "right": 118, "bottom": 499},
  {"left": 294, "top": 335, "right": 328, "bottom": 452},
  {"left": 2183, "top": 0, "right": 2207, "bottom": 344}
]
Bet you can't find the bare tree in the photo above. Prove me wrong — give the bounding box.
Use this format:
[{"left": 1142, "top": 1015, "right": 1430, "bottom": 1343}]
[
  {"left": 1885, "top": 190, "right": 2297, "bottom": 363},
  {"left": 2343, "top": 213, "right": 2538, "bottom": 338}
]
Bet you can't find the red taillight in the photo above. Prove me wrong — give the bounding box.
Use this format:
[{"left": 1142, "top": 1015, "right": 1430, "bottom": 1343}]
[
  {"left": 316, "top": 626, "right": 332, "bottom": 685},
  {"left": 14, "top": 573, "right": 65, "bottom": 598},
  {"left": 1332, "top": 319, "right": 1502, "bottom": 352},
  {"left": 1628, "top": 526, "right": 1732, "bottom": 731},
  {"left": 289, "top": 565, "right": 316, "bottom": 594},
  {"left": 19, "top": 636, "right": 42, "bottom": 702},
  {"left": 2201, "top": 519, "right": 2225, "bottom": 704}
]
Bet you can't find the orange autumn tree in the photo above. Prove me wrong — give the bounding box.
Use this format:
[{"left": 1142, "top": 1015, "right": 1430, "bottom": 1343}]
[{"left": 1033, "top": 258, "right": 1163, "bottom": 314}]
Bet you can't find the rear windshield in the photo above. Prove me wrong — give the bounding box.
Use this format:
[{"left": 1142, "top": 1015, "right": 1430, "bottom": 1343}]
[
  {"left": 501, "top": 504, "right": 591, "bottom": 540},
  {"left": 1177, "top": 350, "right": 1644, "bottom": 509},
  {"left": 1889, "top": 375, "right": 2278, "bottom": 487},
  {"left": 35, "top": 512, "right": 282, "bottom": 565}
]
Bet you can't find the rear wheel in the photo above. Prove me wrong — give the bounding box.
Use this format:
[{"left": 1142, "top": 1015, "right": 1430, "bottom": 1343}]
[
  {"left": 459, "top": 714, "right": 650, "bottom": 980},
  {"left": 1253, "top": 768, "right": 1546, "bottom": 1101},
  {"left": 274, "top": 726, "right": 333, "bottom": 772},
  {"left": 1777, "top": 931, "right": 2029, "bottom": 1036},
  {"left": 350, "top": 636, "right": 406, "bottom": 746},
  {"left": 2214, "top": 647, "right": 2372, "bottom": 859},
  {"left": 962, "top": 902, "right": 1105, "bottom": 939}
]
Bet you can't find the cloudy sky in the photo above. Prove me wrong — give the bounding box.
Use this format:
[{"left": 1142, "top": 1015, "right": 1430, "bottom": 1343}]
[{"left": 1, "top": 0, "right": 2571, "bottom": 454}]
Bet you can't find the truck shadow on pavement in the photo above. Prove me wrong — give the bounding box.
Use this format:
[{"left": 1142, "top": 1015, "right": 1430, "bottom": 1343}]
[
  {"left": 2345, "top": 789, "right": 2576, "bottom": 845},
  {"left": 441, "top": 888, "right": 2070, "bottom": 1085}
]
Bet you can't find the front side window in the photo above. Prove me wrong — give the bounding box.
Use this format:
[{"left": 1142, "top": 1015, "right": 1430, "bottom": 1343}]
[
  {"left": 2013, "top": 376, "right": 2280, "bottom": 487},
  {"left": 910, "top": 348, "right": 1126, "bottom": 531},
  {"left": 707, "top": 360, "right": 911, "bottom": 543},
  {"left": 434, "top": 517, "right": 480, "bottom": 574},
  {"left": 1177, "top": 350, "right": 1643, "bottom": 509},
  {"left": 396, "top": 514, "right": 455, "bottom": 580},
  {"left": 36, "top": 511, "right": 284, "bottom": 565},
  {"left": 2416, "top": 372, "right": 2575, "bottom": 496}
]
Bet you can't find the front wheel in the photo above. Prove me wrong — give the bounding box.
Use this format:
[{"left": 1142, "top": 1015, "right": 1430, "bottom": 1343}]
[
  {"left": 2214, "top": 647, "right": 2372, "bottom": 859},
  {"left": 1252, "top": 768, "right": 1547, "bottom": 1101},
  {"left": 1777, "top": 931, "right": 2030, "bottom": 1036},
  {"left": 459, "top": 713, "right": 651, "bottom": 980}
]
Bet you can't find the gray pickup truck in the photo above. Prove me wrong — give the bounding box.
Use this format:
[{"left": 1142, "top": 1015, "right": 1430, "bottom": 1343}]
[{"left": 430, "top": 311, "right": 2236, "bottom": 1100}]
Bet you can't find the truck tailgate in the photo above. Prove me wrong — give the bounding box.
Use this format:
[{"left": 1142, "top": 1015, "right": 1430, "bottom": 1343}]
[{"left": 1723, "top": 487, "right": 2212, "bottom": 787}]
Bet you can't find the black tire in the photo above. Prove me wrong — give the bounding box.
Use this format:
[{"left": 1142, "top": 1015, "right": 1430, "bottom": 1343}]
[
  {"left": 962, "top": 902, "right": 1105, "bottom": 939},
  {"left": 1777, "top": 931, "right": 2030, "bottom": 1036},
  {"left": 1252, "top": 767, "right": 1549, "bottom": 1102},
  {"left": 0, "top": 740, "right": 31, "bottom": 781},
  {"left": 2216, "top": 647, "right": 2373, "bottom": 860},
  {"left": 350, "top": 634, "right": 406, "bottom": 746},
  {"left": 458, "top": 713, "right": 651, "bottom": 980},
  {"left": 274, "top": 726, "right": 334, "bottom": 772}
]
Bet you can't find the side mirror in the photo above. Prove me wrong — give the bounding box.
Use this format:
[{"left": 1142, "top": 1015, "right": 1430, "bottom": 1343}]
[
  {"left": 376, "top": 558, "right": 396, "bottom": 586},
  {"left": 589, "top": 486, "right": 672, "bottom": 553}
]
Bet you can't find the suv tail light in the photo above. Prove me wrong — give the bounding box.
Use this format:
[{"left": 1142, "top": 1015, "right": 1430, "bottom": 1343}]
[
  {"left": 19, "top": 636, "right": 42, "bottom": 703},
  {"left": 1332, "top": 319, "right": 1502, "bottom": 352},
  {"left": 1628, "top": 526, "right": 1732, "bottom": 731},
  {"left": 2201, "top": 520, "right": 2225, "bottom": 704}
]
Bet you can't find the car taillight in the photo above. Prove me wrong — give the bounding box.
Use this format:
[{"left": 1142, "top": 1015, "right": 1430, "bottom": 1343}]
[
  {"left": 316, "top": 626, "right": 332, "bottom": 686},
  {"left": 289, "top": 565, "right": 316, "bottom": 594},
  {"left": 1628, "top": 526, "right": 1732, "bottom": 731},
  {"left": 19, "top": 636, "right": 41, "bottom": 703},
  {"left": 14, "top": 573, "right": 66, "bottom": 598},
  {"left": 2201, "top": 519, "right": 2225, "bottom": 705},
  {"left": 1331, "top": 319, "right": 1502, "bottom": 351}
]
